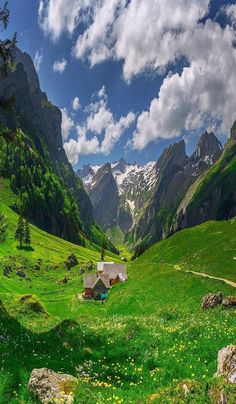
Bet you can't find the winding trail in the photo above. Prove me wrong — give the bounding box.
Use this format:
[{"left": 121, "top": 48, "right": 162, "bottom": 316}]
[{"left": 174, "top": 265, "right": 236, "bottom": 288}]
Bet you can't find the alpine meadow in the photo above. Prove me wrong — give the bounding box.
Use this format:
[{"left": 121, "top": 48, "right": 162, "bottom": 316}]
[{"left": 0, "top": 1, "right": 236, "bottom": 403}]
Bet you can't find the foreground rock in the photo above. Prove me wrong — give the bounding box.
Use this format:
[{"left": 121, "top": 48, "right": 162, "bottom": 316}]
[
  {"left": 28, "top": 368, "right": 77, "bottom": 403},
  {"left": 222, "top": 296, "right": 236, "bottom": 309},
  {"left": 216, "top": 346, "right": 236, "bottom": 384},
  {"left": 202, "top": 292, "right": 223, "bottom": 309}
]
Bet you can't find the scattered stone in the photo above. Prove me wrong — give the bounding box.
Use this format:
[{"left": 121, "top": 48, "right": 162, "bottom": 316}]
[
  {"left": 62, "top": 276, "right": 69, "bottom": 284},
  {"left": 222, "top": 296, "right": 236, "bottom": 309},
  {"left": 16, "top": 269, "right": 26, "bottom": 278},
  {"left": 121, "top": 256, "right": 127, "bottom": 262},
  {"left": 79, "top": 267, "right": 85, "bottom": 275},
  {"left": 3, "top": 265, "right": 12, "bottom": 277},
  {"left": 28, "top": 368, "right": 77, "bottom": 403},
  {"left": 216, "top": 345, "right": 236, "bottom": 384},
  {"left": 65, "top": 254, "right": 78, "bottom": 270},
  {"left": 182, "top": 383, "right": 190, "bottom": 396},
  {"left": 217, "top": 390, "right": 228, "bottom": 404},
  {"left": 202, "top": 292, "right": 223, "bottom": 309}
]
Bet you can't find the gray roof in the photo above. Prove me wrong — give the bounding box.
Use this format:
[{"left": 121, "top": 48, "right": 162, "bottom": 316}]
[
  {"left": 103, "top": 264, "right": 127, "bottom": 280},
  {"left": 83, "top": 274, "right": 110, "bottom": 289}
]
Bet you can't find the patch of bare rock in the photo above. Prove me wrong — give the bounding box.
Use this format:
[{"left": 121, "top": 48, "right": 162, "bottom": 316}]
[
  {"left": 28, "top": 368, "right": 77, "bottom": 403},
  {"left": 202, "top": 292, "right": 236, "bottom": 309}
]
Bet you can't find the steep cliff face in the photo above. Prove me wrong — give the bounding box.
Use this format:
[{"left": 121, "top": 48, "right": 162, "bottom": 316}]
[
  {"left": 0, "top": 49, "right": 115, "bottom": 250},
  {"left": 78, "top": 159, "right": 158, "bottom": 236},
  {"left": 176, "top": 122, "right": 236, "bottom": 231},
  {"left": 130, "top": 132, "right": 223, "bottom": 254},
  {"left": 88, "top": 163, "right": 120, "bottom": 230}
]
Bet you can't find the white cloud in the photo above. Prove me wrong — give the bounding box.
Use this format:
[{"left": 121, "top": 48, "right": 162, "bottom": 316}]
[
  {"left": 98, "top": 85, "right": 106, "bottom": 99},
  {"left": 61, "top": 108, "right": 75, "bottom": 140},
  {"left": 225, "top": 4, "right": 236, "bottom": 26},
  {"left": 72, "top": 96, "right": 81, "bottom": 110},
  {"left": 53, "top": 58, "right": 68, "bottom": 73},
  {"left": 63, "top": 87, "right": 135, "bottom": 164},
  {"left": 40, "top": 1, "right": 236, "bottom": 151},
  {"left": 34, "top": 50, "right": 43, "bottom": 72},
  {"left": 132, "top": 21, "right": 236, "bottom": 149},
  {"left": 38, "top": 0, "right": 93, "bottom": 41}
]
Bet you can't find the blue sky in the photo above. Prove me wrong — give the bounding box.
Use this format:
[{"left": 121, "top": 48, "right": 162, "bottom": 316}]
[{"left": 4, "top": 0, "right": 236, "bottom": 168}]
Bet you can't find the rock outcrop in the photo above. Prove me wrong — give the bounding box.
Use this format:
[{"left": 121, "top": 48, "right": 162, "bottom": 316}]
[
  {"left": 28, "top": 368, "right": 77, "bottom": 403},
  {"left": 222, "top": 296, "right": 236, "bottom": 309},
  {"left": 202, "top": 292, "right": 223, "bottom": 309},
  {"left": 88, "top": 163, "right": 120, "bottom": 230},
  {"left": 176, "top": 121, "right": 236, "bottom": 235},
  {"left": 130, "top": 132, "right": 222, "bottom": 255},
  {"left": 216, "top": 346, "right": 236, "bottom": 384},
  {"left": 78, "top": 158, "right": 157, "bottom": 235}
]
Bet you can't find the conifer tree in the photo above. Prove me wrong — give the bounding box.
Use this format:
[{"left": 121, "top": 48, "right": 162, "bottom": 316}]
[
  {"left": 15, "top": 215, "right": 24, "bottom": 248},
  {"left": 0, "top": 2, "right": 17, "bottom": 109},
  {"left": 0, "top": 212, "right": 7, "bottom": 242},
  {"left": 24, "top": 219, "right": 31, "bottom": 247}
]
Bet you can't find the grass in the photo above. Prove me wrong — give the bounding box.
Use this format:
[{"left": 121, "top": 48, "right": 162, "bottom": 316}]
[{"left": 0, "top": 180, "right": 236, "bottom": 402}]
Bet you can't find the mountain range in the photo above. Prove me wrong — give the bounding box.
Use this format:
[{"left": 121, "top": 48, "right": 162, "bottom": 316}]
[{"left": 78, "top": 130, "right": 226, "bottom": 254}]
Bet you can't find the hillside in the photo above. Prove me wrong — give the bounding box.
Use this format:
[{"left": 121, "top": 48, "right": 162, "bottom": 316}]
[
  {"left": 0, "top": 49, "right": 117, "bottom": 253},
  {"left": 0, "top": 202, "right": 236, "bottom": 402},
  {"left": 176, "top": 122, "right": 236, "bottom": 231}
]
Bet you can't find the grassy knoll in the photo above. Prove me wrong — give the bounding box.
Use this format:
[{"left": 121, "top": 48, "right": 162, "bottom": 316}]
[{"left": 0, "top": 181, "right": 236, "bottom": 402}]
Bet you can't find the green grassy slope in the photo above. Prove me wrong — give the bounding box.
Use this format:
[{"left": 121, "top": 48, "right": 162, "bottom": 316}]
[
  {"left": 178, "top": 137, "right": 236, "bottom": 228},
  {"left": 0, "top": 185, "right": 236, "bottom": 402}
]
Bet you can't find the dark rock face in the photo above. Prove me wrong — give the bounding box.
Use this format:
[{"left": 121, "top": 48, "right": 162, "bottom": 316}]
[
  {"left": 188, "top": 131, "right": 222, "bottom": 176},
  {"left": 88, "top": 164, "right": 120, "bottom": 230},
  {"left": 131, "top": 132, "right": 222, "bottom": 252},
  {"left": 176, "top": 121, "right": 236, "bottom": 233},
  {"left": 0, "top": 49, "right": 98, "bottom": 240},
  {"left": 117, "top": 195, "right": 133, "bottom": 233},
  {"left": 77, "top": 164, "right": 94, "bottom": 181}
]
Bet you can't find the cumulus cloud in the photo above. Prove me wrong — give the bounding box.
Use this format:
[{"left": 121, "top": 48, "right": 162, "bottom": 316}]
[
  {"left": 61, "top": 108, "right": 75, "bottom": 140},
  {"left": 38, "top": 0, "right": 92, "bottom": 41},
  {"left": 53, "top": 58, "right": 67, "bottom": 73},
  {"left": 132, "top": 21, "right": 236, "bottom": 149},
  {"left": 34, "top": 50, "right": 43, "bottom": 72},
  {"left": 72, "top": 96, "right": 81, "bottom": 110},
  {"left": 225, "top": 4, "right": 236, "bottom": 26},
  {"left": 63, "top": 86, "right": 135, "bottom": 164},
  {"left": 40, "top": 0, "right": 236, "bottom": 151}
]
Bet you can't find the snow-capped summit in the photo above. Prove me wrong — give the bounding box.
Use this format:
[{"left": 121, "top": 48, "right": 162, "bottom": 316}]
[{"left": 77, "top": 158, "right": 158, "bottom": 232}]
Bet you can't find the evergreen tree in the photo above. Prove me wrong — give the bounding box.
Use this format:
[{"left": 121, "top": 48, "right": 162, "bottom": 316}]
[
  {"left": 0, "top": 212, "right": 7, "bottom": 242},
  {"left": 24, "top": 219, "right": 31, "bottom": 247},
  {"left": 15, "top": 215, "right": 24, "bottom": 248},
  {"left": 0, "top": 2, "right": 17, "bottom": 110}
]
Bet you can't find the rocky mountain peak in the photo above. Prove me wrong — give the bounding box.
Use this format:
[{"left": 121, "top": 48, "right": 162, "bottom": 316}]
[
  {"left": 157, "top": 139, "right": 187, "bottom": 171},
  {"left": 192, "top": 131, "right": 222, "bottom": 162},
  {"left": 112, "top": 158, "right": 127, "bottom": 173},
  {"left": 15, "top": 49, "right": 40, "bottom": 93}
]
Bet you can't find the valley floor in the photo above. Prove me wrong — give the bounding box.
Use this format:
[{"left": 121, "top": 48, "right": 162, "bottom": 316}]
[{"left": 0, "top": 184, "right": 236, "bottom": 403}]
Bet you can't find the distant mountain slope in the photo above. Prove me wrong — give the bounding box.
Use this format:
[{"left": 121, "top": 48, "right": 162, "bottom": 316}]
[
  {"left": 77, "top": 158, "right": 157, "bottom": 233},
  {"left": 78, "top": 132, "right": 222, "bottom": 246},
  {"left": 0, "top": 49, "right": 116, "bottom": 252},
  {"left": 129, "top": 131, "right": 222, "bottom": 256},
  {"left": 175, "top": 121, "right": 236, "bottom": 231}
]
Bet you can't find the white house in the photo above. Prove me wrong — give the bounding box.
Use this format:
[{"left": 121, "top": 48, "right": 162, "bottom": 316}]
[
  {"left": 103, "top": 263, "right": 127, "bottom": 285},
  {"left": 97, "top": 261, "right": 114, "bottom": 272}
]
